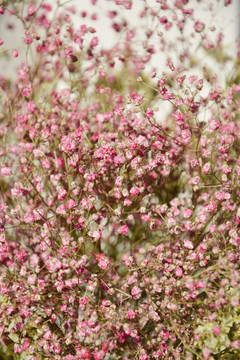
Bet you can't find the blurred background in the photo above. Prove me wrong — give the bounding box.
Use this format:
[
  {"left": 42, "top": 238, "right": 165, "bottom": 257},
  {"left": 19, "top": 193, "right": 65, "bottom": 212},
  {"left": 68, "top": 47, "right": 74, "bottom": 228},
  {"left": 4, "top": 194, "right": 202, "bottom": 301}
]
[{"left": 0, "top": 0, "right": 239, "bottom": 78}]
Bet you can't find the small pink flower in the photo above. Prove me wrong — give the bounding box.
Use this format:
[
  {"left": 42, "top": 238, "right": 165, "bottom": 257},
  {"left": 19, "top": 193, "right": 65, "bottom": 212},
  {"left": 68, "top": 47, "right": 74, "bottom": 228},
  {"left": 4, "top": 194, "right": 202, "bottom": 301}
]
[
  {"left": 79, "top": 348, "right": 91, "bottom": 359},
  {"left": 96, "top": 254, "right": 110, "bottom": 270},
  {"left": 114, "top": 190, "right": 121, "bottom": 199},
  {"left": 29, "top": 254, "right": 39, "bottom": 267},
  {"left": 194, "top": 21, "right": 205, "bottom": 33},
  {"left": 89, "top": 230, "right": 101, "bottom": 240},
  {"left": 93, "top": 350, "right": 105, "bottom": 360},
  {"left": 170, "top": 304, "right": 177, "bottom": 311},
  {"left": 60, "top": 303, "right": 68, "bottom": 312},
  {"left": 183, "top": 239, "right": 193, "bottom": 249},
  {"left": 66, "top": 199, "right": 77, "bottom": 210},
  {"left": 1, "top": 167, "right": 12, "bottom": 176},
  {"left": 141, "top": 214, "right": 150, "bottom": 222},
  {"left": 123, "top": 255, "right": 134, "bottom": 267},
  {"left": 224, "top": 0, "right": 232, "bottom": 5},
  {"left": 22, "top": 86, "right": 32, "bottom": 97},
  {"left": 0, "top": 286, "right": 9, "bottom": 294},
  {"left": 175, "top": 267, "right": 183, "bottom": 277},
  {"left": 79, "top": 296, "right": 88, "bottom": 309},
  {"left": 27, "top": 275, "right": 36, "bottom": 285},
  {"left": 56, "top": 204, "right": 66, "bottom": 215},
  {"left": 42, "top": 158, "right": 51, "bottom": 169},
  {"left": 24, "top": 37, "right": 33, "bottom": 45},
  {"left": 57, "top": 188, "right": 67, "bottom": 201},
  {"left": 183, "top": 208, "right": 192, "bottom": 218},
  {"left": 231, "top": 340, "right": 240, "bottom": 349},
  {"left": 115, "top": 177, "right": 122, "bottom": 187},
  {"left": 191, "top": 176, "right": 200, "bottom": 185},
  {"left": 212, "top": 325, "right": 221, "bottom": 335},
  {"left": 91, "top": 36, "right": 98, "bottom": 48},
  {"left": 0, "top": 38, "right": 3, "bottom": 46},
  {"left": 202, "top": 347, "right": 211, "bottom": 359},
  {"left": 119, "top": 224, "right": 129, "bottom": 235},
  {"left": 203, "top": 163, "right": 210, "bottom": 174},
  {"left": 145, "top": 108, "right": 154, "bottom": 118},
  {"left": 131, "top": 285, "right": 141, "bottom": 299},
  {"left": 125, "top": 310, "right": 137, "bottom": 319},
  {"left": 43, "top": 330, "right": 52, "bottom": 340},
  {"left": 124, "top": 198, "right": 132, "bottom": 206},
  {"left": 230, "top": 297, "right": 239, "bottom": 307},
  {"left": 181, "top": 129, "right": 191, "bottom": 139},
  {"left": 28, "top": 5, "right": 36, "bottom": 16},
  {"left": 12, "top": 49, "right": 18, "bottom": 58},
  {"left": 130, "top": 187, "right": 140, "bottom": 197}
]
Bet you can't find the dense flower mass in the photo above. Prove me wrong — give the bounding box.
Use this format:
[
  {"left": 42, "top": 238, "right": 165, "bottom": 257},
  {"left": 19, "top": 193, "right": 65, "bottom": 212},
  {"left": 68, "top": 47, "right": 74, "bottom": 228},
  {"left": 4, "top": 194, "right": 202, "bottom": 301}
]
[{"left": 0, "top": 0, "right": 240, "bottom": 359}]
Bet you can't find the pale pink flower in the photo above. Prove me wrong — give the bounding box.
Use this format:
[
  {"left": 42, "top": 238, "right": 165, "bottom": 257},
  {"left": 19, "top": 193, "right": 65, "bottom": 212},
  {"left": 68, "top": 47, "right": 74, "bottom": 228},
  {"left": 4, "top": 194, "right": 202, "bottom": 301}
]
[
  {"left": 56, "top": 204, "right": 66, "bottom": 215},
  {"left": 130, "top": 187, "right": 140, "bottom": 197},
  {"left": 175, "top": 267, "right": 183, "bottom": 277},
  {"left": 28, "top": 5, "right": 36, "bottom": 16},
  {"left": 131, "top": 285, "right": 141, "bottom": 299},
  {"left": 203, "top": 163, "right": 210, "bottom": 174},
  {"left": 1, "top": 167, "right": 12, "bottom": 176},
  {"left": 119, "top": 224, "right": 129, "bottom": 235},
  {"left": 66, "top": 199, "right": 77, "bottom": 210},
  {"left": 12, "top": 49, "right": 18, "bottom": 57}
]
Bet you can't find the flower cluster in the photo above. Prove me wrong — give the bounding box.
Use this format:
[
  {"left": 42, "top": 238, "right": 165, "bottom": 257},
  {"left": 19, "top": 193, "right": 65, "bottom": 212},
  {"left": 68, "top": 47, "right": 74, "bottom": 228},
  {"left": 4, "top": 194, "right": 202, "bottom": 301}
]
[{"left": 0, "top": 0, "right": 239, "bottom": 359}]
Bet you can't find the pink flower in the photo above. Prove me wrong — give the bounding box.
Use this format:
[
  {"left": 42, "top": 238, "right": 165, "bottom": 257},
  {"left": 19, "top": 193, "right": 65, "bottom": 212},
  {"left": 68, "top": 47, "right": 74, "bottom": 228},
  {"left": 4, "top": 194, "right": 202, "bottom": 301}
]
[
  {"left": 115, "top": 177, "right": 122, "bottom": 187},
  {"left": 183, "top": 239, "right": 193, "bottom": 249},
  {"left": 43, "top": 330, "right": 52, "bottom": 340},
  {"left": 57, "top": 188, "right": 67, "bottom": 201},
  {"left": 130, "top": 187, "right": 140, "bottom": 197},
  {"left": 29, "top": 254, "right": 39, "bottom": 267},
  {"left": 125, "top": 310, "right": 137, "bottom": 319},
  {"left": 27, "top": 275, "right": 36, "bottom": 285},
  {"left": 231, "top": 340, "right": 240, "bottom": 349},
  {"left": 194, "top": 21, "right": 205, "bottom": 33},
  {"left": 212, "top": 325, "right": 221, "bottom": 335},
  {"left": 175, "top": 267, "right": 183, "bottom": 277},
  {"left": 46, "top": 258, "right": 62, "bottom": 273},
  {"left": 203, "top": 163, "right": 210, "bottom": 174},
  {"left": 12, "top": 49, "right": 18, "bottom": 58},
  {"left": 89, "top": 230, "right": 101, "bottom": 240},
  {"left": 91, "top": 36, "right": 98, "bottom": 48},
  {"left": 183, "top": 208, "right": 192, "bottom": 218},
  {"left": 145, "top": 108, "right": 154, "bottom": 118},
  {"left": 60, "top": 303, "right": 68, "bottom": 312},
  {"left": 114, "top": 190, "right": 121, "bottom": 199},
  {"left": 28, "top": 5, "right": 36, "bottom": 16},
  {"left": 1, "top": 167, "right": 12, "bottom": 176},
  {"left": 93, "top": 350, "right": 105, "bottom": 360},
  {"left": 42, "top": 158, "right": 51, "bottom": 169},
  {"left": 22, "top": 86, "right": 32, "bottom": 97},
  {"left": 66, "top": 199, "right": 77, "bottom": 210},
  {"left": 124, "top": 198, "right": 132, "bottom": 206},
  {"left": 79, "top": 348, "right": 91, "bottom": 359},
  {"left": 181, "top": 129, "right": 191, "bottom": 139},
  {"left": 56, "top": 204, "right": 66, "bottom": 215},
  {"left": 119, "top": 224, "right": 129, "bottom": 235},
  {"left": 230, "top": 297, "right": 239, "bottom": 307},
  {"left": 96, "top": 254, "right": 110, "bottom": 270},
  {"left": 60, "top": 136, "right": 76, "bottom": 152},
  {"left": 79, "top": 296, "right": 88, "bottom": 309},
  {"left": 131, "top": 285, "right": 141, "bottom": 299}
]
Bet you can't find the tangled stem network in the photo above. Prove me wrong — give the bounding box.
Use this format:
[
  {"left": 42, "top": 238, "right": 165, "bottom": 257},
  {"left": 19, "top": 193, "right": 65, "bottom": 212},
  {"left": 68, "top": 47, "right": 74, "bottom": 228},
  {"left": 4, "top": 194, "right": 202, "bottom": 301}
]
[{"left": 0, "top": 0, "right": 240, "bottom": 359}]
